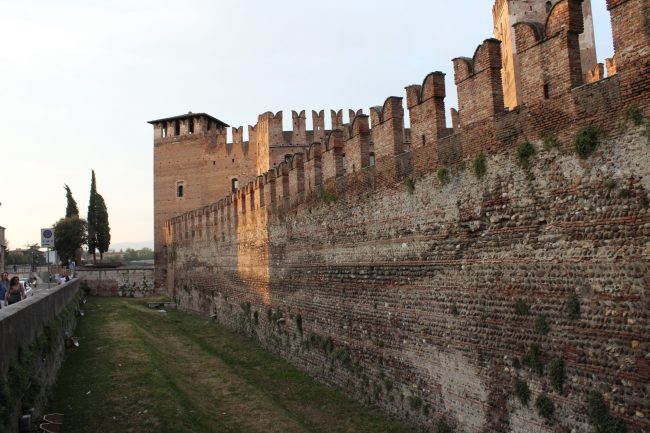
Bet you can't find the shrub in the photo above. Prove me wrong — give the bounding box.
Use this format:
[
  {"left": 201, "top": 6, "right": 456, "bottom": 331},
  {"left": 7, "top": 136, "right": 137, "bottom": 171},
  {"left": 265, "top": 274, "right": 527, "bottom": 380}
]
[
  {"left": 295, "top": 314, "right": 303, "bottom": 335},
  {"left": 567, "top": 295, "right": 580, "bottom": 321},
  {"left": 625, "top": 106, "right": 643, "bottom": 126},
  {"left": 437, "top": 167, "right": 450, "bottom": 185},
  {"left": 535, "top": 315, "right": 550, "bottom": 335},
  {"left": 513, "top": 377, "right": 531, "bottom": 406},
  {"left": 514, "top": 298, "right": 530, "bottom": 316},
  {"left": 406, "top": 177, "right": 416, "bottom": 194},
  {"left": 318, "top": 185, "right": 336, "bottom": 203},
  {"left": 548, "top": 358, "right": 565, "bottom": 392},
  {"left": 472, "top": 153, "right": 487, "bottom": 178},
  {"left": 321, "top": 336, "right": 334, "bottom": 354},
  {"left": 516, "top": 142, "right": 535, "bottom": 169},
  {"left": 543, "top": 134, "right": 560, "bottom": 150},
  {"left": 331, "top": 348, "right": 351, "bottom": 366},
  {"left": 535, "top": 394, "right": 554, "bottom": 420},
  {"left": 408, "top": 395, "right": 423, "bottom": 410},
  {"left": 434, "top": 418, "right": 453, "bottom": 433},
  {"left": 605, "top": 179, "right": 618, "bottom": 190},
  {"left": 587, "top": 392, "right": 627, "bottom": 433},
  {"left": 522, "top": 344, "right": 544, "bottom": 375},
  {"left": 574, "top": 126, "right": 599, "bottom": 158}
]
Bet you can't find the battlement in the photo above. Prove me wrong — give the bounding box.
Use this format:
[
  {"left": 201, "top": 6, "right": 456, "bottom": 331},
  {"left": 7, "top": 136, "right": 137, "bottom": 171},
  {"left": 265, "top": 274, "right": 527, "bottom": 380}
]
[
  {"left": 157, "top": 3, "right": 650, "bottom": 432},
  {"left": 148, "top": 112, "right": 229, "bottom": 143},
  {"left": 163, "top": 0, "right": 648, "bottom": 243}
]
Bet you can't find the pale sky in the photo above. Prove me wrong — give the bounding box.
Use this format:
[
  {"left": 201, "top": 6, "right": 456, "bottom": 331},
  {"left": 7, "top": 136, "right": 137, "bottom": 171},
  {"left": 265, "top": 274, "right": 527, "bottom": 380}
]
[{"left": 0, "top": 0, "right": 614, "bottom": 250}]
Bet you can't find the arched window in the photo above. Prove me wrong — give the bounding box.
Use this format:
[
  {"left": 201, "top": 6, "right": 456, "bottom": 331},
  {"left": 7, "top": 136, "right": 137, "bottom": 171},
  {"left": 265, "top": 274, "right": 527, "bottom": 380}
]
[
  {"left": 231, "top": 178, "right": 238, "bottom": 192},
  {"left": 176, "top": 181, "right": 184, "bottom": 198},
  {"left": 369, "top": 152, "right": 376, "bottom": 167}
]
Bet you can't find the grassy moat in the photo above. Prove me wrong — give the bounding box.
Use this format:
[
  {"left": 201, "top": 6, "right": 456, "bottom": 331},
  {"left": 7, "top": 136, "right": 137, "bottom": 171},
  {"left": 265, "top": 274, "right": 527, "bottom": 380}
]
[{"left": 48, "top": 298, "right": 422, "bottom": 433}]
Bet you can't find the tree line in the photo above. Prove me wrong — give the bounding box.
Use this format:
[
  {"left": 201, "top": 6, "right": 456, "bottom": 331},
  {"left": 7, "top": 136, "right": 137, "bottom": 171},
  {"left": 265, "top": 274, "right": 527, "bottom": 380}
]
[
  {"left": 53, "top": 170, "right": 111, "bottom": 265},
  {"left": 4, "top": 244, "right": 46, "bottom": 266}
]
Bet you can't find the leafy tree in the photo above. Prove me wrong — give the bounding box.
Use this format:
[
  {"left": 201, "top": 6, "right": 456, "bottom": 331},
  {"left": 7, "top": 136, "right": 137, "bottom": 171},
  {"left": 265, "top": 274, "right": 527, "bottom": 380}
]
[
  {"left": 64, "top": 184, "right": 79, "bottom": 217},
  {"left": 96, "top": 192, "right": 111, "bottom": 261},
  {"left": 26, "top": 243, "right": 46, "bottom": 267},
  {"left": 53, "top": 217, "right": 87, "bottom": 266}
]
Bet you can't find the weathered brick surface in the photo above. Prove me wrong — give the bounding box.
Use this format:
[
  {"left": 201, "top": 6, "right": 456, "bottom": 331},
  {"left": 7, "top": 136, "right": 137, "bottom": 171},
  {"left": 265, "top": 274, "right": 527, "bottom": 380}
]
[{"left": 155, "top": 1, "right": 650, "bottom": 431}]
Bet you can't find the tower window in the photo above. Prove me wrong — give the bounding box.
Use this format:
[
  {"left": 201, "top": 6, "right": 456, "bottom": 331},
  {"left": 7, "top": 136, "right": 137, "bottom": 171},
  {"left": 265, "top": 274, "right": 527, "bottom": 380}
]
[
  {"left": 188, "top": 118, "right": 194, "bottom": 135},
  {"left": 174, "top": 120, "right": 180, "bottom": 136},
  {"left": 369, "top": 152, "right": 376, "bottom": 167},
  {"left": 543, "top": 84, "right": 550, "bottom": 99},
  {"left": 231, "top": 178, "right": 238, "bottom": 192},
  {"left": 161, "top": 123, "right": 167, "bottom": 138},
  {"left": 176, "top": 181, "right": 184, "bottom": 198}
]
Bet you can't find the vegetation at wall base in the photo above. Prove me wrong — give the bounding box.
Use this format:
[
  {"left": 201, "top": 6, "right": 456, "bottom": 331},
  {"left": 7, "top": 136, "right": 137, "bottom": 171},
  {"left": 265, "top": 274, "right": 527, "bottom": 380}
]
[
  {"left": 408, "top": 395, "right": 422, "bottom": 410},
  {"left": 535, "top": 315, "right": 550, "bottom": 335},
  {"left": 295, "top": 313, "right": 303, "bottom": 334},
  {"left": 434, "top": 418, "right": 453, "bottom": 433},
  {"left": 522, "top": 344, "right": 544, "bottom": 375},
  {"left": 566, "top": 295, "right": 580, "bottom": 321},
  {"left": 574, "top": 126, "right": 599, "bottom": 159},
  {"left": 516, "top": 142, "right": 535, "bottom": 169},
  {"left": 514, "top": 298, "right": 529, "bottom": 316},
  {"left": 535, "top": 394, "right": 554, "bottom": 420},
  {"left": 587, "top": 392, "right": 627, "bottom": 433},
  {"left": 472, "top": 153, "right": 487, "bottom": 178},
  {"left": 513, "top": 377, "right": 530, "bottom": 406},
  {"left": 542, "top": 135, "right": 560, "bottom": 150},
  {"left": 406, "top": 177, "right": 416, "bottom": 194},
  {"left": 437, "top": 167, "right": 450, "bottom": 185},
  {"left": 624, "top": 107, "right": 643, "bottom": 126},
  {"left": 548, "top": 358, "right": 565, "bottom": 393},
  {"left": 318, "top": 185, "right": 337, "bottom": 203}
]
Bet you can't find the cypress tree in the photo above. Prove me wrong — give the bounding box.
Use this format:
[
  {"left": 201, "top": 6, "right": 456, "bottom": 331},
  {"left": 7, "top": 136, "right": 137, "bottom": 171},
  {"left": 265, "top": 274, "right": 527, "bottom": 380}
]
[
  {"left": 87, "top": 170, "right": 98, "bottom": 264},
  {"left": 96, "top": 192, "right": 111, "bottom": 260},
  {"left": 64, "top": 184, "right": 79, "bottom": 217}
]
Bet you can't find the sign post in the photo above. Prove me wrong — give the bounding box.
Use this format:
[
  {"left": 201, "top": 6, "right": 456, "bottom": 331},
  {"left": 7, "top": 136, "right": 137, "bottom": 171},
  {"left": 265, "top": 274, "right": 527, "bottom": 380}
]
[{"left": 41, "top": 228, "right": 54, "bottom": 289}]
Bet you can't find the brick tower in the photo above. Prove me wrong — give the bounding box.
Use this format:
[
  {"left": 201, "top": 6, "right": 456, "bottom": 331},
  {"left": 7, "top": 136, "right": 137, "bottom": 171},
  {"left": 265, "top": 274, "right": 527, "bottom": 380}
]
[
  {"left": 493, "top": 0, "right": 597, "bottom": 109},
  {"left": 149, "top": 112, "right": 260, "bottom": 288}
]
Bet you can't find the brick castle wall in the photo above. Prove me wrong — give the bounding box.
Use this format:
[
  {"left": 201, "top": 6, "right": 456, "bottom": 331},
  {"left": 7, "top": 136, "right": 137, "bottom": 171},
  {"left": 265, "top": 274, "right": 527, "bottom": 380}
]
[{"left": 158, "top": 1, "right": 649, "bottom": 431}]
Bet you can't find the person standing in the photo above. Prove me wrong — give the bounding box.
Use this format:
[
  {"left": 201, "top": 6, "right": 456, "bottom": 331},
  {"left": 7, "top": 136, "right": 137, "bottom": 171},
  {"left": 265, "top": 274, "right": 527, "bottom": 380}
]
[
  {"left": 5, "top": 276, "right": 26, "bottom": 305},
  {"left": 0, "top": 272, "right": 9, "bottom": 308}
]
